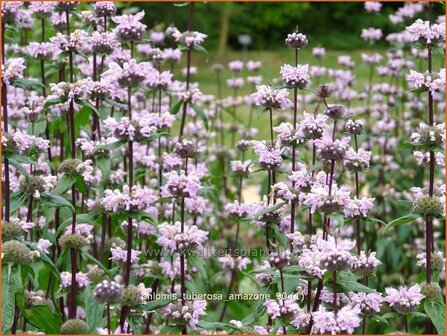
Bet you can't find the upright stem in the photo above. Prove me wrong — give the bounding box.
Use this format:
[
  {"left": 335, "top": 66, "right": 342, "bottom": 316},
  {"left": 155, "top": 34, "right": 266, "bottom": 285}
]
[
  {"left": 290, "top": 48, "right": 299, "bottom": 246},
  {"left": 65, "top": 9, "right": 78, "bottom": 320},
  {"left": 269, "top": 108, "right": 274, "bottom": 143},
  {"left": 2, "top": 19, "right": 10, "bottom": 222},
  {"left": 178, "top": 3, "right": 194, "bottom": 141},
  {"left": 425, "top": 1, "right": 434, "bottom": 285}
]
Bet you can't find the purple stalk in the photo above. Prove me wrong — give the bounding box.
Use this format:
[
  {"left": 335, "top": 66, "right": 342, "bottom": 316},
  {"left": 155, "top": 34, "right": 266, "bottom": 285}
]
[
  {"left": 290, "top": 48, "right": 299, "bottom": 250},
  {"left": 178, "top": 2, "right": 194, "bottom": 141},
  {"left": 2, "top": 19, "right": 10, "bottom": 222}
]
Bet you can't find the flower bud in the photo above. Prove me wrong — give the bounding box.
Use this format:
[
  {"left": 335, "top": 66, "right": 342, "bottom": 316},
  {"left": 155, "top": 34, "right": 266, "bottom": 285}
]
[
  {"left": 268, "top": 251, "right": 290, "bottom": 269},
  {"left": 59, "top": 233, "right": 88, "bottom": 250},
  {"left": 175, "top": 140, "right": 196, "bottom": 159},
  {"left": 122, "top": 285, "right": 141, "bottom": 307},
  {"left": 59, "top": 158, "right": 83, "bottom": 175},
  {"left": 345, "top": 120, "right": 364, "bottom": 135},
  {"left": 315, "top": 84, "right": 334, "bottom": 99},
  {"left": 2, "top": 221, "right": 23, "bottom": 241},
  {"left": 420, "top": 282, "right": 441, "bottom": 301},
  {"left": 93, "top": 280, "right": 122, "bottom": 303},
  {"left": 2, "top": 240, "right": 33, "bottom": 264},
  {"left": 60, "top": 319, "right": 88, "bottom": 334},
  {"left": 285, "top": 31, "right": 308, "bottom": 49},
  {"left": 87, "top": 265, "right": 105, "bottom": 284},
  {"left": 419, "top": 126, "right": 443, "bottom": 146},
  {"left": 413, "top": 196, "right": 443, "bottom": 215},
  {"left": 325, "top": 104, "right": 346, "bottom": 119}
]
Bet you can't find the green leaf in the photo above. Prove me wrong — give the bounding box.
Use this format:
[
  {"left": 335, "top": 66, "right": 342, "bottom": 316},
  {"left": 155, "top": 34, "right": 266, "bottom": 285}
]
[
  {"left": 140, "top": 299, "right": 172, "bottom": 312},
  {"left": 159, "top": 325, "right": 183, "bottom": 334},
  {"left": 54, "top": 174, "right": 76, "bottom": 195},
  {"left": 254, "top": 201, "right": 286, "bottom": 218},
  {"left": 8, "top": 157, "right": 29, "bottom": 177},
  {"left": 79, "top": 248, "right": 113, "bottom": 278},
  {"left": 170, "top": 100, "right": 183, "bottom": 115},
  {"left": 190, "top": 102, "right": 208, "bottom": 129},
  {"left": 424, "top": 296, "right": 446, "bottom": 335},
  {"left": 92, "top": 139, "right": 126, "bottom": 154},
  {"left": 27, "top": 117, "right": 47, "bottom": 136},
  {"left": 10, "top": 191, "right": 27, "bottom": 214},
  {"left": 193, "top": 45, "right": 208, "bottom": 56},
  {"left": 23, "top": 242, "right": 61, "bottom": 282},
  {"left": 96, "top": 157, "right": 111, "bottom": 181},
  {"left": 2, "top": 264, "right": 21, "bottom": 333},
  {"left": 383, "top": 213, "right": 421, "bottom": 231},
  {"left": 189, "top": 255, "right": 208, "bottom": 285},
  {"left": 44, "top": 97, "right": 66, "bottom": 109},
  {"left": 307, "top": 160, "right": 324, "bottom": 174},
  {"left": 75, "top": 98, "right": 99, "bottom": 116},
  {"left": 196, "top": 321, "right": 230, "bottom": 329},
  {"left": 335, "top": 271, "right": 376, "bottom": 293},
  {"left": 24, "top": 305, "right": 62, "bottom": 334},
  {"left": 173, "top": 2, "right": 189, "bottom": 6},
  {"left": 11, "top": 78, "right": 45, "bottom": 91},
  {"left": 39, "top": 193, "right": 74, "bottom": 212},
  {"left": 84, "top": 286, "right": 105, "bottom": 333}
]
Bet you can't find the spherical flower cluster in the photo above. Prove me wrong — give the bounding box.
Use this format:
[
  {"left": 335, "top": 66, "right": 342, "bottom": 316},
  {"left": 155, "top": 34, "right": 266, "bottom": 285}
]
[
  {"left": 251, "top": 140, "right": 283, "bottom": 170},
  {"left": 349, "top": 292, "right": 383, "bottom": 314},
  {"left": 410, "top": 122, "right": 445, "bottom": 146},
  {"left": 318, "top": 236, "right": 355, "bottom": 271},
  {"left": 103, "top": 117, "right": 157, "bottom": 141},
  {"left": 90, "top": 32, "right": 119, "bottom": 55},
  {"left": 156, "top": 222, "right": 208, "bottom": 253},
  {"left": 101, "top": 185, "right": 158, "bottom": 213},
  {"left": 343, "top": 148, "right": 371, "bottom": 172},
  {"left": 29, "top": 2, "right": 54, "bottom": 18},
  {"left": 273, "top": 122, "right": 304, "bottom": 146},
  {"left": 93, "top": 280, "right": 122, "bottom": 303},
  {"left": 406, "top": 19, "right": 446, "bottom": 45},
  {"left": 228, "top": 60, "right": 244, "bottom": 72},
  {"left": 384, "top": 285, "right": 424, "bottom": 314},
  {"left": 407, "top": 69, "right": 445, "bottom": 93},
  {"left": 50, "top": 30, "right": 88, "bottom": 52},
  {"left": 361, "top": 27, "right": 383, "bottom": 41},
  {"left": 364, "top": 1, "right": 382, "bottom": 13},
  {"left": 173, "top": 30, "right": 208, "bottom": 47},
  {"left": 280, "top": 64, "right": 310, "bottom": 89},
  {"left": 352, "top": 251, "right": 381, "bottom": 276},
  {"left": 218, "top": 255, "right": 251, "bottom": 271},
  {"left": 161, "top": 170, "right": 202, "bottom": 198},
  {"left": 311, "top": 306, "right": 361, "bottom": 334},
  {"left": 345, "top": 119, "right": 364, "bottom": 135},
  {"left": 227, "top": 78, "right": 244, "bottom": 89},
  {"left": 110, "top": 246, "right": 141, "bottom": 264},
  {"left": 26, "top": 42, "right": 56, "bottom": 59},
  {"left": 343, "top": 197, "right": 375, "bottom": 218},
  {"left": 314, "top": 134, "right": 351, "bottom": 161},
  {"left": 303, "top": 182, "right": 351, "bottom": 214},
  {"left": 285, "top": 31, "right": 308, "bottom": 49},
  {"left": 299, "top": 112, "right": 328, "bottom": 139},
  {"left": 112, "top": 11, "right": 147, "bottom": 41},
  {"left": 264, "top": 296, "right": 300, "bottom": 320},
  {"left": 103, "top": 60, "right": 153, "bottom": 88},
  {"left": 92, "top": 1, "right": 116, "bottom": 17},
  {"left": 2, "top": 58, "right": 26, "bottom": 84},
  {"left": 251, "top": 85, "right": 291, "bottom": 111},
  {"left": 49, "top": 79, "right": 94, "bottom": 100},
  {"left": 160, "top": 300, "right": 207, "bottom": 330}
]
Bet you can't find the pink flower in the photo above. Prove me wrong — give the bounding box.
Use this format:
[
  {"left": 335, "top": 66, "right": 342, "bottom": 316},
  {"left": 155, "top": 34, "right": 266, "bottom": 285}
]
[
  {"left": 364, "top": 1, "right": 382, "bottom": 13},
  {"left": 349, "top": 292, "right": 383, "bottom": 314},
  {"left": 280, "top": 64, "right": 310, "bottom": 89},
  {"left": 361, "top": 27, "right": 383, "bottom": 41},
  {"left": 251, "top": 85, "right": 291, "bottom": 110},
  {"left": 385, "top": 285, "right": 424, "bottom": 313},
  {"left": 110, "top": 246, "right": 141, "bottom": 264},
  {"left": 228, "top": 60, "right": 244, "bottom": 72},
  {"left": 112, "top": 11, "right": 147, "bottom": 41},
  {"left": 2, "top": 58, "right": 25, "bottom": 84},
  {"left": 156, "top": 222, "right": 208, "bottom": 253}
]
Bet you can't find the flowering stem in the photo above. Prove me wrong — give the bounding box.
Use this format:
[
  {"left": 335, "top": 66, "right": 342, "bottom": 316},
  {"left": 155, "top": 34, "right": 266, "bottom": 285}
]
[
  {"left": 290, "top": 48, "right": 299, "bottom": 248},
  {"left": 269, "top": 108, "right": 274, "bottom": 143},
  {"left": 354, "top": 134, "right": 361, "bottom": 255},
  {"left": 219, "top": 268, "right": 236, "bottom": 322},
  {"left": 426, "top": 1, "right": 434, "bottom": 285},
  {"left": 178, "top": 3, "right": 194, "bottom": 141},
  {"left": 2, "top": 18, "right": 10, "bottom": 222},
  {"left": 333, "top": 271, "right": 337, "bottom": 315}
]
